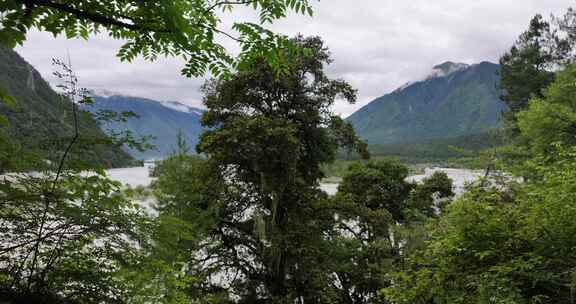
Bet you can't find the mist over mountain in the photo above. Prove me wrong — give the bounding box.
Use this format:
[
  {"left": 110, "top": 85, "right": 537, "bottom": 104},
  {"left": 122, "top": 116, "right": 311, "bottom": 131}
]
[
  {"left": 85, "top": 94, "right": 205, "bottom": 160},
  {"left": 347, "top": 61, "right": 506, "bottom": 146}
]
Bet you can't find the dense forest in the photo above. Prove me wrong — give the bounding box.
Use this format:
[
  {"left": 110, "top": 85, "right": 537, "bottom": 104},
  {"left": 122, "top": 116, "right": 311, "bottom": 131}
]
[{"left": 1, "top": 1, "right": 576, "bottom": 304}]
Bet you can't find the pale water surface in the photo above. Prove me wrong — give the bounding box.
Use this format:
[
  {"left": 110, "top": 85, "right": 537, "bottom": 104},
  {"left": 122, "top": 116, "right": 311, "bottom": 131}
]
[
  {"left": 105, "top": 166, "right": 483, "bottom": 196},
  {"left": 408, "top": 167, "right": 484, "bottom": 195}
]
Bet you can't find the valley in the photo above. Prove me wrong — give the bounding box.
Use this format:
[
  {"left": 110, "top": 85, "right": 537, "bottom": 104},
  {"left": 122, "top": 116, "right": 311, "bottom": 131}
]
[{"left": 2, "top": 2, "right": 572, "bottom": 302}]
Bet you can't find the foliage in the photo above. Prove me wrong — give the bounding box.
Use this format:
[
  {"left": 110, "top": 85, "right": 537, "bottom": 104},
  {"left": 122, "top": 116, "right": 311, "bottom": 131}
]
[
  {"left": 381, "top": 145, "right": 576, "bottom": 304},
  {"left": 0, "top": 53, "right": 187, "bottom": 303},
  {"left": 336, "top": 160, "right": 413, "bottom": 223},
  {"left": 0, "top": 0, "right": 316, "bottom": 77},
  {"left": 150, "top": 133, "right": 222, "bottom": 257},
  {"left": 0, "top": 169, "right": 149, "bottom": 302},
  {"left": 381, "top": 35, "right": 576, "bottom": 302},
  {"left": 166, "top": 35, "right": 368, "bottom": 302},
  {"left": 494, "top": 62, "right": 576, "bottom": 179},
  {"left": 327, "top": 159, "right": 454, "bottom": 303},
  {"left": 0, "top": 45, "right": 137, "bottom": 170},
  {"left": 499, "top": 15, "right": 557, "bottom": 113},
  {"left": 499, "top": 9, "right": 576, "bottom": 133},
  {"left": 146, "top": 37, "right": 460, "bottom": 302},
  {"left": 517, "top": 64, "right": 576, "bottom": 156}
]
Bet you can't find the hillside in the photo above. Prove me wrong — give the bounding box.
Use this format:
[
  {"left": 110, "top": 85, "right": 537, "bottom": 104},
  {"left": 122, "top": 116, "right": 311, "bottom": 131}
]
[
  {"left": 0, "top": 45, "right": 135, "bottom": 169},
  {"left": 85, "top": 94, "right": 205, "bottom": 160},
  {"left": 347, "top": 61, "right": 507, "bottom": 146},
  {"left": 369, "top": 130, "right": 505, "bottom": 164}
]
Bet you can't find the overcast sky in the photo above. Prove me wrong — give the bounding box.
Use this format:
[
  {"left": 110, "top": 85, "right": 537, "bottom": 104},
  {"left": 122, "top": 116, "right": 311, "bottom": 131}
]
[{"left": 16, "top": 0, "right": 573, "bottom": 117}]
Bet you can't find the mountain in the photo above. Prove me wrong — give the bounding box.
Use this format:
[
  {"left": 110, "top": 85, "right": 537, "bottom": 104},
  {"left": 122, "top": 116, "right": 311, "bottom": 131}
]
[
  {"left": 85, "top": 94, "right": 205, "bottom": 160},
  {"left": 347, "top": 61, "right": 507, "bottom": 146},
  {"left": 0, "top": 45, "right": 135, "bottom": 169}
]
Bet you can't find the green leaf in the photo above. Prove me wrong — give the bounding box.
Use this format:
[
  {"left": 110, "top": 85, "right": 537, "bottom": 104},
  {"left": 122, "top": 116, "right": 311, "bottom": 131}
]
[
  {"left": 0, "top": 28, "right": 26, "bottom": 48},
  {"left": 0, "top": 114, "right": 9, "bottom": 126},
  {"left": 0, "top": 85, "right": 17, "bottom": 107}
]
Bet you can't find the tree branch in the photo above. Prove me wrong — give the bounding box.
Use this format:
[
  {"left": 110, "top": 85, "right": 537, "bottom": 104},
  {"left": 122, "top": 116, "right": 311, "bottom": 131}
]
[
  {"left": 20, "top": 0, "right": 170, "bottom": 33},
  {"left": 204, "top": 0, "right": 259, "bottom": 14}
]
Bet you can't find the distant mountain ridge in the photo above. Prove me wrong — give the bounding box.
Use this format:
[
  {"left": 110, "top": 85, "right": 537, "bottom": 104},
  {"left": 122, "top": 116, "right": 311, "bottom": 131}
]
[
  {"left": 347, "top": 61, "right": 506, "bottom": 146},
  {"left": 85, "top": 94, "right": 205, "bottom": 160}
]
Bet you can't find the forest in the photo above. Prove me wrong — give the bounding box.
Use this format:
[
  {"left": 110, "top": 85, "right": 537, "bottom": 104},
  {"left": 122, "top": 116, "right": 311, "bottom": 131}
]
[{"left": 1, "top": 1, "right": 576, "bottom": 303}]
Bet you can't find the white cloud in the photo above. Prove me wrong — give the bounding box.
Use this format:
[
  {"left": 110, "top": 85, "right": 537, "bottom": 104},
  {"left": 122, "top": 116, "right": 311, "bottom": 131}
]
[{"left": 16, "top": 0, "right": 573, "bottom": 117}]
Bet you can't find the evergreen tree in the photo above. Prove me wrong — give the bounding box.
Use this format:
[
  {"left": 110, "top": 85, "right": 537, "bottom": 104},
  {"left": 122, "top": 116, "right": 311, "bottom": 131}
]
[
  {"left": 500, "top": 15, "right": 557, "bottom": 114},
  {"left": 190, "top": 35, "right": 367, "bottom": 302}
]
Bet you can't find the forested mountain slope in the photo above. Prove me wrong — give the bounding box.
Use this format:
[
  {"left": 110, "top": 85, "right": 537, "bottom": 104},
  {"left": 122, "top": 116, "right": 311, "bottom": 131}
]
[
  {"left": 0, "top": 46, "right": 134, "bottom": 168},
  {"left": 348, "top": 61, "right": 507, "bottom": 146}
]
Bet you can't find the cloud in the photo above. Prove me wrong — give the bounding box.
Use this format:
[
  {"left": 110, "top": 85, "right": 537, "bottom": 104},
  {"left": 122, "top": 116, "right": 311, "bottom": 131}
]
[{"left": 16, "top": 0, "right": 573, "bottom": 117}]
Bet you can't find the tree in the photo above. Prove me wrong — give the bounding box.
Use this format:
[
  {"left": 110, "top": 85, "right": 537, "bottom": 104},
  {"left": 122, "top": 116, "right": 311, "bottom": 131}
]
[
  {"left": 179, "top": 35, "right": 367, "bottom": 302},
  {"left": 146, "top": 136, "right": 227, "bottom": 302},
  {"left": 496, "top": 10, "right": 576, "bottom": 177},
  {"left": 150, "top": 134, "right": 223, "bottom": 267},
  {"left": 0, "top": 0, "right": 316, "bottom": 77},
  {"left": 381, "top": 65, "right": 576, "bottom": 301},
  {"left": 0, "top": 57, "right": 188, "bottom": 304},
  {"left": 0, "top": 168, "right": 154, "bottom": 303},
  {"left": 381, "top": 148, "right": 576, "bottom": 304},
  {"left": 499, "top": 15, "right": 556, "bottom": 115},
  {"left": 336, "top": 160, "right": 413, "bottom": 224},
  {"left": 499, "top": 9, "right": 576, "bottom": 132},
  {"left": 330, "top": 160, "right": 454, "bottom": 304},
  {"left": 379, "top": 9, "right": 576, "bottom": 304},
  {"left": 517, "top": 64, "right": 576, "bottom": 156}
]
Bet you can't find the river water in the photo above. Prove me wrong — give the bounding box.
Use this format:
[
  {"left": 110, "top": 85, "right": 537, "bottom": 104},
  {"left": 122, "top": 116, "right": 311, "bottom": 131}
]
[{"left": 106, "top": 166, "right": 483, "bottom": 196}]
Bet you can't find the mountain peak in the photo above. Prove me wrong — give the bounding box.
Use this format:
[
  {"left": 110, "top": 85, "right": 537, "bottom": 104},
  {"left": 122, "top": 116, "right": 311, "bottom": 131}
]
[
  {"left": 426, "top": 62, "right": 469, "bottom": 79},
  {"left": 393, "top": 61, "right": 471, "bottom": 93},
  {"left": 347, "top": 60, "right": 505, "bottom": 147}
]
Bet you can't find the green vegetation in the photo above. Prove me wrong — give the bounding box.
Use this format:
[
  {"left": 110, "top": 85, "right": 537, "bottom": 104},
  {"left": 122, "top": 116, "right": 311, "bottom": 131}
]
[
  {"left": 382, "top": 150, "right": 576, "bottom": 303},
  {"left": 0, "top": 0, "right": 315, "bottom": 77},
  {"left": 380, "top": 13, "right": 576, "bottom": 302},
  {"left": 0, "top": 59, "right": 184, "bottom": 303},
  {"left": 3, "top": 2, "right": 576, "bottom": 304},
  {"left": 347, "top": 61, "right": 506, "bottom": 147},
  {"left": 369, "top": 131, "right": 505, "bottom": 166},
  {"left": 189, "top": 36, "right": 368, "bottom": 301},
  {"left": 499, "top": 9, "right": 576, "bottom": 134},
  {"left": 0, "top": 46, "right": 137, "bottom": 170}
]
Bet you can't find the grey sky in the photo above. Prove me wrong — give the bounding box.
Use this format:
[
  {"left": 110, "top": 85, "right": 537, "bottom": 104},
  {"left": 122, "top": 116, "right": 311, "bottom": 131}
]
[{"left": 16, "top": 0, "right": 572, "bottom": 117}]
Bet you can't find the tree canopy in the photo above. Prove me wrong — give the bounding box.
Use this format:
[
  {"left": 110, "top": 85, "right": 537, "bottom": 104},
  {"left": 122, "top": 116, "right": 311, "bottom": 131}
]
[
  {"left": 499, "top": 10, "right": 576, "bottom": 131},
  {"left": 0, "top": 0, "right": 316, "bottom": 77},
  {"left": 382, "top": 29, "right": 576, "bottom": 303},
  {"left": 192, "top": 35, "right": 368, "bottom": 302}
]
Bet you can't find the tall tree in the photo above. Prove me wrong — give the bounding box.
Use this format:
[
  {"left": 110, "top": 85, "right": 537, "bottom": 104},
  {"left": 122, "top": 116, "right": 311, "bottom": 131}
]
[
  {"left": 499, "top": 15, "right": 557, "bottom": 114},
  {"left": 499, "top": 9, "right": 576, "bottom": 125},
  {"left": 189, "top": 35, "right": 367, "bottom": 302}
]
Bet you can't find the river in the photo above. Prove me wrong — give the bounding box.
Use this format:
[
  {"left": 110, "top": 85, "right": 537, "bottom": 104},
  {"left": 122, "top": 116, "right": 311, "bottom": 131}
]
[{"left": 105, "top": 165, "right": 483, "bottom": 196}]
